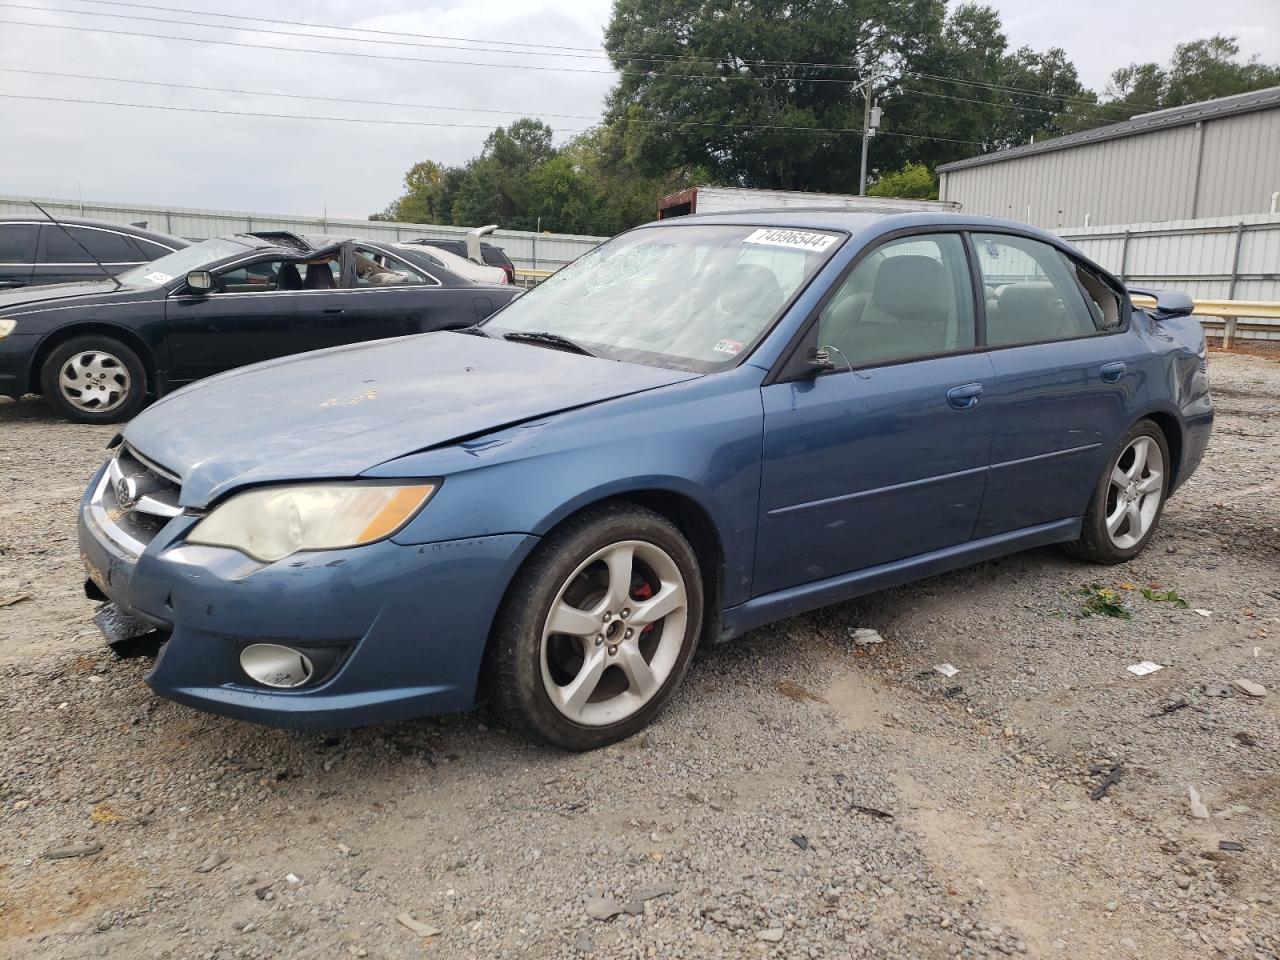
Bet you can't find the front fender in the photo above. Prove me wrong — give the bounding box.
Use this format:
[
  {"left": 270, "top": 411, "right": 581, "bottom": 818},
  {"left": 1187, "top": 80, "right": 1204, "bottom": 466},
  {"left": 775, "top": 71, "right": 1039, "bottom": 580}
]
[{"left": 374, "top": 371, "right": 767, "bottom": 606}]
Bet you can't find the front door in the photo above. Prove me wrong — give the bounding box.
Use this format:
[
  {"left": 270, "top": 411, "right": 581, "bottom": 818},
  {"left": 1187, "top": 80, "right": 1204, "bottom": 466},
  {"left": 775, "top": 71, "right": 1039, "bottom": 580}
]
[
  {"left": 162, "top": 254, "right": 341, "bottom": 381},
  {"left": 754, "top": 232, "right": 996, "bottom": 596},
  {"left": 969, "top": 232, "right": 1138, "bottom": 537}
]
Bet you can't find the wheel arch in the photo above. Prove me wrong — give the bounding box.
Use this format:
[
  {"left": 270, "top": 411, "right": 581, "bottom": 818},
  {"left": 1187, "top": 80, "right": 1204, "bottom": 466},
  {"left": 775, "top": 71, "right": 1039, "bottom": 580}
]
[
  {"left": 477, "top": 484, "right": 729, "bottom": 702},
  {"left": 29, "top": 322, "right": 158, "bottom": 396},
  {"left": 1136, "top": 407, "right": 1184, "bottom": 491}
]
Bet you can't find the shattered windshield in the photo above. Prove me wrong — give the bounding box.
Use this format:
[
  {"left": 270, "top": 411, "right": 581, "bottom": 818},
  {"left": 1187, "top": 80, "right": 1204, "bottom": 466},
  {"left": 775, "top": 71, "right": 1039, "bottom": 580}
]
[
  {"left": 481, "top": 224, "right": 843, "bottom": 372},
  {"left": 117, "top": 237, "right": 259, "bottom": 288}
]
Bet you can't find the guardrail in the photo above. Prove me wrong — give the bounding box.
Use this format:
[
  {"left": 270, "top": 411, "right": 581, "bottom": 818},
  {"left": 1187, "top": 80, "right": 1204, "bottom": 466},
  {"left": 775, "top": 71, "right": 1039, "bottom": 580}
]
[
  {"left": 513, "top": 268, "right": 555, "bottom": 290},
  {"left": 1131, "top": 296, "right": 1280, "bottom": 347}
]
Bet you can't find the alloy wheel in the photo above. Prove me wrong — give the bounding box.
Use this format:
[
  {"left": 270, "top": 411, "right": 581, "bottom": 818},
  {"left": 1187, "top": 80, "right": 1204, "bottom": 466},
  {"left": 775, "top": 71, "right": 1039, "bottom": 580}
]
[
  {"left": 539, "top": 539, "right": 688, "bottom": 727},
  {"left": 1104, "top": 435, "right": 1164, "bottom": 549},
  {"left": 58, "top": 350, "right": 131, "bottom": 413}
]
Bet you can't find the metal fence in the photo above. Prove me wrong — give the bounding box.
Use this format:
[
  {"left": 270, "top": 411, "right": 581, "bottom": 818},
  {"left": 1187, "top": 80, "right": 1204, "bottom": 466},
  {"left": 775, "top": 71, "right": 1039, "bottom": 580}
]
[
  {"left": 1059, "top": 213, "right": 1280, "bottom": 341},
  {"left": 4, "top": 194, "right": 1276, "bottom": 339},
  {"left": 0, "top": 194, "right": 607, "bottom": 272}
]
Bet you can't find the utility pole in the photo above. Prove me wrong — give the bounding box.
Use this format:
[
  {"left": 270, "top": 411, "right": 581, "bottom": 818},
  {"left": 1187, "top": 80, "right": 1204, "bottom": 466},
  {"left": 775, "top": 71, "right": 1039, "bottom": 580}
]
[{"left": 857, "top": 73, "right": 883, "bottom": 196}]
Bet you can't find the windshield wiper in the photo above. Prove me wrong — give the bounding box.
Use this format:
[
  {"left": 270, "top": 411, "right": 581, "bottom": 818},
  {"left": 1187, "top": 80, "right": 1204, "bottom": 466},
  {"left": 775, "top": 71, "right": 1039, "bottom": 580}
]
[{"left": 502, "top": 331, "right": 598, "bottom": 357}]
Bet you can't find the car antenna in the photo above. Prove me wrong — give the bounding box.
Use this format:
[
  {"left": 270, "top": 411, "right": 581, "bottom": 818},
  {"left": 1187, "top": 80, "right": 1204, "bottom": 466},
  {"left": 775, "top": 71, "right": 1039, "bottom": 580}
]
[{"left": 30, "top": 201, "right": 123, "bottom": 290}]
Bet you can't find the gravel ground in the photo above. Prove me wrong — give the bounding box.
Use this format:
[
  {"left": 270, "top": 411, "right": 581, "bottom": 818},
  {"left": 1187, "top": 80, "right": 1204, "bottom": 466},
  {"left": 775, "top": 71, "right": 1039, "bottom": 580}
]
[{"left": 1, "top": 350, "right": 1277, "bottom": 960}]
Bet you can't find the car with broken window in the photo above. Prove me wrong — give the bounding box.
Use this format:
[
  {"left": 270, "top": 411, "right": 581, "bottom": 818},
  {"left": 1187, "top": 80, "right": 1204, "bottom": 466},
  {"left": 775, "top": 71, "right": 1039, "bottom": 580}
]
[
  {"left": 0, "top": 231, "right": 518, "bottom": 422},
  {"left": 76, "top": 210, "right": 1213, "bottom": 750}
]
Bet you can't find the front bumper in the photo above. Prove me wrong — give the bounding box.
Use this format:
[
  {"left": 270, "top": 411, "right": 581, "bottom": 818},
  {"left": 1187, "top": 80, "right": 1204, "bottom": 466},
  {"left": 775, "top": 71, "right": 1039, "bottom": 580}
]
[
  {"left": 77, "top": 464, "right": 538, "bottom": 729},
  {"left": 0, "top": 332, "right": 38, "bottom": 399}
]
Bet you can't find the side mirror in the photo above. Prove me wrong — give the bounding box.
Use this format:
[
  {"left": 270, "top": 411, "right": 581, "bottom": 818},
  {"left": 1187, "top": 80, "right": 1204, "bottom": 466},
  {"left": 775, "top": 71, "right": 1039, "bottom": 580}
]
[
  {"left": 186, "top": 270, "right": 214, "bottom": 294},
  {"left": 1128, "top": 286, "right": 1194, "bottom": 320},
  {"left": 803, "top": 347, "right": 835, "bottom": 376}
]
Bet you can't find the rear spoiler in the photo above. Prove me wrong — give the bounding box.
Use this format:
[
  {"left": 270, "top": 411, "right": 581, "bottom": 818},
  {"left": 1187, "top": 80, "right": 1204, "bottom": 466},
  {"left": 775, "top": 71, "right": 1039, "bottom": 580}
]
[{"left": 1127, "top": 286, "right": 1194, "bottom": 320}]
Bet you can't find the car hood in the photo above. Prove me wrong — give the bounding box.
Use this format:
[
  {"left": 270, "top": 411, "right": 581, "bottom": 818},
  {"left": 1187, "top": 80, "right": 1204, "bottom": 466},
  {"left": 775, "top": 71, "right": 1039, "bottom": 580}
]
[
  {"left": 0, "top": 278, "right": 129, "bottom": 312},
  {"left": 123, "top": 332, "right": 699, "bottom": 507}
]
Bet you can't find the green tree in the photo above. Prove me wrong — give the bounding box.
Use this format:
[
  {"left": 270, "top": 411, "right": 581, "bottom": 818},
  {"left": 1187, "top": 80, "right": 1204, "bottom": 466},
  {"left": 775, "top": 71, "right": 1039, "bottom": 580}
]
[
  {"left": 604, "top": 0, "right": 950, "bottom": 191},
  {"left": 1105, "top": 35, "right": 1280, "bottom": 114},
  {"left": 867, "top": 162, "right": 937, "bottom": 199},
  {"left": 369, "top": 160, "right": 446, "bottom": 223}
]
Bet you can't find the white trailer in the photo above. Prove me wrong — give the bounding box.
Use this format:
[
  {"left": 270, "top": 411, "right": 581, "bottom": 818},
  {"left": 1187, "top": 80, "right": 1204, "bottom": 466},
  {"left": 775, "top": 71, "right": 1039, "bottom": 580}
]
[{"left": 657, "top": 186, "right": 960, "bottom": 219}]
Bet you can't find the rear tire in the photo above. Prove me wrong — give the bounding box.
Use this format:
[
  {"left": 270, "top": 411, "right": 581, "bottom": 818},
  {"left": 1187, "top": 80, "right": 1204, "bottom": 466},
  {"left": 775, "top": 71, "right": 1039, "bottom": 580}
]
[
  {"left": 1063, "top": 419, "right": 1170, "bottom": 564},
  {"left": 40, "top": 335, "right": 147, "bottom": 424},
  {"left": 487, "top": 502, "right": 703, "bottom": 751}
]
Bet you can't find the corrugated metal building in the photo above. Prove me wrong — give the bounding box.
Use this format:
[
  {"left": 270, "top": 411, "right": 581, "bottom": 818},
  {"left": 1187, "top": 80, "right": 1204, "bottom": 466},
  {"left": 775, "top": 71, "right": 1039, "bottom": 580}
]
[{"left": 937, "top": 86, "right": 1280, "bottom": 229}]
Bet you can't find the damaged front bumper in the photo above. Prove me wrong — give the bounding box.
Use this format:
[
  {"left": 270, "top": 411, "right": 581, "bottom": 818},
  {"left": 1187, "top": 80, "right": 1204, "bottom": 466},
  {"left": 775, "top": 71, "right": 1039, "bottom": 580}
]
[{"left": 77, "top": 462, "right": 538, "bottom": 729}]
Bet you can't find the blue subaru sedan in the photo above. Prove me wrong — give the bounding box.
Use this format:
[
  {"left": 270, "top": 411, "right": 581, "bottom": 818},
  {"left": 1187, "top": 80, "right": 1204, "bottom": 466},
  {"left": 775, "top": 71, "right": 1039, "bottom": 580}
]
[{"left": 77, "top": 211, "right": 1213, "bottom": 749}]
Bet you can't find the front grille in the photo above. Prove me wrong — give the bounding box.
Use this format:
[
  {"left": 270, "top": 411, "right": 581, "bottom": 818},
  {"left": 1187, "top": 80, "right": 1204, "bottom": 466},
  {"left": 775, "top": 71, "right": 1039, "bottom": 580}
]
[{"left": 91, "top": 445, "right": 185, "bottom": 554}]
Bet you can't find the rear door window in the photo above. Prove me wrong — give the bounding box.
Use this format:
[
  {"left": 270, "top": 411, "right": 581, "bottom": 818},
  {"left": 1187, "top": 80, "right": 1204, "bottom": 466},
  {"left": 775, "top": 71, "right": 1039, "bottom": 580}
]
[
  {"left": 0, "top": 223, "right": 38, "bottom": 263},
  {"left": 971, "top": 233, "right": 1100, "bottom": 346}
]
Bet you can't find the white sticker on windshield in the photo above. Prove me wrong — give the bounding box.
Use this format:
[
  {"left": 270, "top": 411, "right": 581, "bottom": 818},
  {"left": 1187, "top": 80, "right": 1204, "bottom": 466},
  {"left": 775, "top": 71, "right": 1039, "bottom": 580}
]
[
  {"left": 743, "top": 228, "right": 837, "bottom": 252},
  {"left": 145, "top": 271, "right": 172, "bottom": 284},
  {"left": 714, "top": 338, "right": 744, "bottom": 356}
]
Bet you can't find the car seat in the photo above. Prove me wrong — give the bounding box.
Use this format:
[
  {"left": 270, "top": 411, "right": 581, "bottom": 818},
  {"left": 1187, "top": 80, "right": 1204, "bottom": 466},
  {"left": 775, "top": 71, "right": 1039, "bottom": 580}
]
[
  {"left": 277, "top": 263, "right": 303, "bottom": 290},
  {"left": 304, "top": 264, "right": 336, "bottom": 289},
  {"left": 831, "top": 255, "right": 949, "bottom": 364}
]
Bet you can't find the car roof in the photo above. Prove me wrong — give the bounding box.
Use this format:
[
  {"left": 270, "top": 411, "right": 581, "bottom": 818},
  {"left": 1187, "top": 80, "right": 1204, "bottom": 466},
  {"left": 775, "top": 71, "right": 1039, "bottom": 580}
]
[
  {"left": 0, "top": 215, "right": 188, "bottom": 246},
  {"left": 644, "top": 208, "right": 1069, "bottom": 246},
  {"left": 642, "top": 208, "right": 1112, "bottom": 282}
]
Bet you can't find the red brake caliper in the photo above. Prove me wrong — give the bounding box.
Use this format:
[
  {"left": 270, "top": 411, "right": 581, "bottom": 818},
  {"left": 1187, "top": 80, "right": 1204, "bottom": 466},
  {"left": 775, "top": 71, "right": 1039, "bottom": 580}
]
[{"left": 631, "top": 580, "right": 655, "bottom": 634}]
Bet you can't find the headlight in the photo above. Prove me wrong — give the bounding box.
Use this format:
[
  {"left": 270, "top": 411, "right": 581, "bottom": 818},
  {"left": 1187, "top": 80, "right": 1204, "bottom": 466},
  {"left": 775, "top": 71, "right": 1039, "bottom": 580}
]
[
  {"left": 187, "top": 482, "right": 438, "bottom": 562},
  {"left": 0, "top": 318, "right": 16, "bottom": 339}
]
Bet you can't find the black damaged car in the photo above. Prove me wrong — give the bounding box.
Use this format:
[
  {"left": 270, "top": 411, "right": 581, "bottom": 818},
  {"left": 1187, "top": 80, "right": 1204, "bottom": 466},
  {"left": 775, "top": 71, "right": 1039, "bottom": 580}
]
[{"left": 0, "top": 231, "right": 520, "bottom": 422}]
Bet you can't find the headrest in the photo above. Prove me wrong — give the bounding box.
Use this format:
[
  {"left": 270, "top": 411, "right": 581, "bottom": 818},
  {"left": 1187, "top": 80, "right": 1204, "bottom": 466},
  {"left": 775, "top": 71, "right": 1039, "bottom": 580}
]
[
  {"left": 872, "top": 255, "right": 945, "bottom": 322},
  {"left": 718, "top": 263, "right": 783, "bottom": 315},
  {"left": 995, "top": 282, "right": 1059, "bottom": 316}
]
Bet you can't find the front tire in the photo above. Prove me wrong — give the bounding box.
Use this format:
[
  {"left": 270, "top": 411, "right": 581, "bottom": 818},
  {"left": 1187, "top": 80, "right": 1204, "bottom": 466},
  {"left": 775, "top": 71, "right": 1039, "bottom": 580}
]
[
  {"left": 40, "top": 335, "right": 147, "bottom": 424},
  {"left": 488, "top": 502, "right": 704, "bottom": 750},
  {"left": 1063, "top": 420, "right": 1170, "bottom": 564}
]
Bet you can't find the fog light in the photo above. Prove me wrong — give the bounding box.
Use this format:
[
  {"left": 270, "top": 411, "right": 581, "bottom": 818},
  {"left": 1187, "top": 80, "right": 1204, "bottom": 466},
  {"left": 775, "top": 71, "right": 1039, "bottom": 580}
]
[{"left": 240, "top": 643, "right": 314, "bottom": 689}]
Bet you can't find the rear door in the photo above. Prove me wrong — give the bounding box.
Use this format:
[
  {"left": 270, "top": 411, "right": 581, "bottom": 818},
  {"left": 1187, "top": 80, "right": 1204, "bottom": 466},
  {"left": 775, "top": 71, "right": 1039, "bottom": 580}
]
[
  {"left": 970, "top": 231, "right": 1138, "bottom": 537},
  {"left": 754, "top": 231, "right": 997, "bottom": 595},
  {"left": 0, "top": 223, "right": 37, "bottom": 289}
]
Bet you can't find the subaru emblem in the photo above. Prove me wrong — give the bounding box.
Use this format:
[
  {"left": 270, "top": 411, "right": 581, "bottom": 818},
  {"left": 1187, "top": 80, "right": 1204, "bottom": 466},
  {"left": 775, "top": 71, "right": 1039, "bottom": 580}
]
[{"left": 115, "top": 476, "right": 139, "bottom": 510}]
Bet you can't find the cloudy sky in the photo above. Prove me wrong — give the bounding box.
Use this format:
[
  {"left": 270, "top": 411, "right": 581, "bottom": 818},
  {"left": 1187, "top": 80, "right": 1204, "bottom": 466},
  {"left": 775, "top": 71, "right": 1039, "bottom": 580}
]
[{"left": 0, "top": 0, "right": 1276, "bottom": 220}]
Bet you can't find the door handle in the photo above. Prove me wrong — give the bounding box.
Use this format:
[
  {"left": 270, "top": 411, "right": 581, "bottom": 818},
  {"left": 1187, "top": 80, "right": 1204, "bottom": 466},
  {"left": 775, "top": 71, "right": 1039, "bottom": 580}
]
[
  {"left": 323, "top": 307, "right": 345, "bottom": 315},
  {"left": 1100, "top": 361, "right": 1126, "bottom": 382},
  {"left": 946, "top": 382, "right": 983, "bottom": 410}
]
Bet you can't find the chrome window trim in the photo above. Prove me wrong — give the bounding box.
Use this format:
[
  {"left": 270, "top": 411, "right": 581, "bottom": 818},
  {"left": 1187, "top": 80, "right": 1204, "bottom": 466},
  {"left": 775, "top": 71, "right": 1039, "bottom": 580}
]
[
  {"left": 5, "top": 299, "right": 161, "bottom": 317},
  {"left": 31, "top": 221, "right": 181, "bottom": 262}
]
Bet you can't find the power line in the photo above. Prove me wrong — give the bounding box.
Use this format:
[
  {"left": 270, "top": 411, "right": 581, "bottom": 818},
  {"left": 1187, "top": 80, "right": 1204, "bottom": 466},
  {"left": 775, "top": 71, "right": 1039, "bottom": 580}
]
[
  {"left": 0, "top": 69, "right": 868, "bottom": 133},
  {"left": 32, "top": 0, "right": 1154, "bottom": 111},
  {"left": 0, "top": 89, "right": 990, "bottom": 145},
  {"left": 0, "top": 1, "right": 632, "bottom": 65},
  {"left": 57, "top": 0, "right": 866, "bottom": 72},
  {"left": 0, "top": 15, "right": 869, "bottom": 83},
  {"left": 900, "top": 86, "right": 1129, "bottom": 122},
  {"left": 904, "top": 70, "right": 1152, "bottom": 113},
  {"left": 65, "top": 0, "right": 1151, "bottom": 112},
  {"left": 0, "top": 92, "right": 590, "bottom": 129}
]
